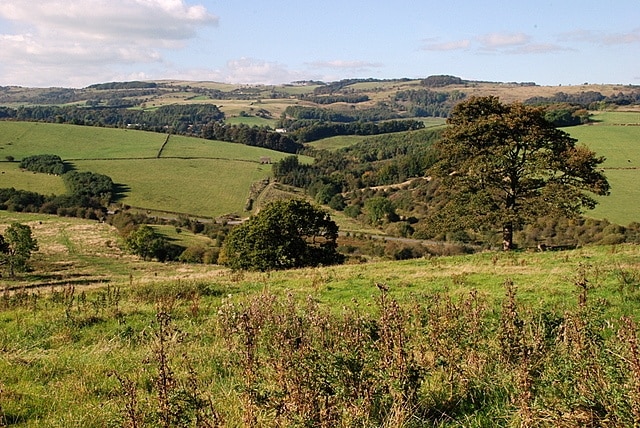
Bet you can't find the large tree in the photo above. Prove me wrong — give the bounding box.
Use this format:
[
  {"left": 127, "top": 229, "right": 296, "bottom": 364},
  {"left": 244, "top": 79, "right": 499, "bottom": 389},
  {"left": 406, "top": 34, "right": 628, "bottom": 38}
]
[
  {"left": 0, "top": 222, "right": 39, "bottom": 277},
  {"left": 428, "top": 96, "right": 609, "bottom": 250},
  {"left": 219, "top": 199, "right": 344, "bottom": 271}
]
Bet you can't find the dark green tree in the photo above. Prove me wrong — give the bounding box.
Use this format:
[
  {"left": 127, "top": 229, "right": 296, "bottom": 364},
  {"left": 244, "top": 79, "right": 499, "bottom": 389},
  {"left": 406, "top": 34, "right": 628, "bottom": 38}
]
[
  {"left": 219, "top": 199, "right": 344, "bottom": 271},
  {"left": 428, "top": 96, "right": 609, "bottom": 250},
  {"left": 0, "top": 222, "right": 38, "bottom": 277},
  {"left": 124, "top": 225, "right": 181, "bottom": 262},
  {"left": 364, "top": 197, "right": 397, "bottom": 225},
  {"left": 63, "top": 171, "right": 114, "bottom": 205}
]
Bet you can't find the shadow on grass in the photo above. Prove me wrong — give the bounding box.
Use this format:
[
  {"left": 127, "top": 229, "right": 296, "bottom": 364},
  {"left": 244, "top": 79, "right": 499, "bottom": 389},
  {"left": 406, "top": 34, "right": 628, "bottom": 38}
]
[
  {"left": 2, "top": 273, "right": 112, "bottom": 290},
  {"left": 63, "top": 160, "right": 77, "bottom": 173},
  {"left": 112, "top": 182, "right": 131, "bottom": 203}
]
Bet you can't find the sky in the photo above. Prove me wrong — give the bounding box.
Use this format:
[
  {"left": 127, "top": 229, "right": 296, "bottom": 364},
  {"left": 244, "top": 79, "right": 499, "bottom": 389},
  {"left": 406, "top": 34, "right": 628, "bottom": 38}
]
[{"left": 0, "top": 0, "right": 639, "bottom": 88}]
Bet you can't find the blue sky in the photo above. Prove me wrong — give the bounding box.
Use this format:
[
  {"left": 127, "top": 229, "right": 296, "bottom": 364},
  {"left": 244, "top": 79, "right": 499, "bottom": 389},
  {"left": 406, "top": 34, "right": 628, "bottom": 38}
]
[{"left": 0, "top": 0, "right": 638, "bottom": 87}]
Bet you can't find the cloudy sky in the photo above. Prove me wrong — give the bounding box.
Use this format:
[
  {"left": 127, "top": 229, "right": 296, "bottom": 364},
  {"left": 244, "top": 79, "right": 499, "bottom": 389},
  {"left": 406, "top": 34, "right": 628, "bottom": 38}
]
[{"left": 0, "top": 0, "right": 638, "bottom": 87}]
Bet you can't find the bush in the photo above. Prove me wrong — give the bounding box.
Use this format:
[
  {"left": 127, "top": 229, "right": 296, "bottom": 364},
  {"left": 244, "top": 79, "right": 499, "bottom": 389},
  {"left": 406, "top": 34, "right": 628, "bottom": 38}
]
[{"left": 219, "top": 199, "right": 344, "bottom": 271}]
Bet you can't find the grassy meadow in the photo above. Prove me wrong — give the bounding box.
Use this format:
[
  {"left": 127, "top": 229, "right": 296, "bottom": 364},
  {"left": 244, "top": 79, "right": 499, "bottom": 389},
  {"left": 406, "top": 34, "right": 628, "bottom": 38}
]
[
  {"left": 0, "top": 122, "right": 165, "bottom": 159},
  {"left": 0, "top": 163, "right": 66, "bottom": 196},
  {"left": 74, "top": 158, "right": 271, "bottom": 217},
  {"left": 565, "top": 111, "right": 640, "bottom": 225},
  {"left": 3, "top": 82, "right": 640, "bottom": 426},
  {"left": 0, "top": 122, "right": 312, "bottom": 218},
  {"left": 1, "top": 211, "right": 640, "bottom": 426}
]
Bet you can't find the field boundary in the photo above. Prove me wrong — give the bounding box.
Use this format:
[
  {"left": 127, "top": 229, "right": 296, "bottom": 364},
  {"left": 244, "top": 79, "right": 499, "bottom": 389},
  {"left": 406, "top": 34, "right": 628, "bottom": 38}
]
[{"left": 156, "top": 133, "right": 171, "bottom": 158}]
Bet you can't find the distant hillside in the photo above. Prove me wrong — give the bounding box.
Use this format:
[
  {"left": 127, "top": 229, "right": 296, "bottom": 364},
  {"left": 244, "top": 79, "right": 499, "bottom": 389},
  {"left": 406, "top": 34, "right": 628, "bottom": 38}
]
[{"left": 2, "top": 76, "right": 639, "bottom": 120}]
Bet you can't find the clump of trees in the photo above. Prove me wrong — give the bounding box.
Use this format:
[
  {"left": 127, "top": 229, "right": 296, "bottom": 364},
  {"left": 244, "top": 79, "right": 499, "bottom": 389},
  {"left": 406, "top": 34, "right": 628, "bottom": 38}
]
[
  {"left": 63, "top": 171, "right": 115, "bottom": 205},
  {"left": 394, "top": 89, "right": 465, "bottom": 117},
  {"left": 0, "top": 222, "right": 38, "bottom": 277},
  {"left": 200, "top": 122, "right": 302, "bottom": 153},
  {"left": 123, "top": 225, "right": 182, "bottom": 262},
  {"left": 19, "top": 154, "right": 67, "bottom": 175},
  {"left": 421, "top": 75, "right": 464, "bottom": 87},
  {"left": 543, "top": 104, "right": 590, "bottom": 127},
  {"left": 1, "top": 154, "right": 115, "bottom": 219},
  {"left": 219, "top": 199, "right": 344, "bottom": 271}
]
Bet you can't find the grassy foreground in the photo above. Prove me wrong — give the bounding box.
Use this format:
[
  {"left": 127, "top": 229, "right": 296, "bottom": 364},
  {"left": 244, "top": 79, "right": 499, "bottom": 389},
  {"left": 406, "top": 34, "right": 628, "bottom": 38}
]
[{"left": 1, "top": 212, "right": 640, "bottom": 426}]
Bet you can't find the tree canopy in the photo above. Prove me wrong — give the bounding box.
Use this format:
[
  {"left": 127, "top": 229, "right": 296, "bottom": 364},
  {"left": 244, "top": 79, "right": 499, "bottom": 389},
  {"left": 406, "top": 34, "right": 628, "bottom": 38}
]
[
  {"left": 219, "top": 199, "right": 344, "bottom": 271},
  {"left": 428, "top": 96, "right": 610, "bottom": 250},
  {"left": 0, "top": 222, "right": 38, "bottom": 277},
  {"left": 124, "top": 225, "right": 182, "bottom": 262}
]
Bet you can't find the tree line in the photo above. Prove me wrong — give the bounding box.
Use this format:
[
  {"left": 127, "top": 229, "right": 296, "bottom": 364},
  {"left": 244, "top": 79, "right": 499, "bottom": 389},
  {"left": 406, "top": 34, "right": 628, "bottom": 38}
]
[
  {"left": 394, "top": 89, "right": 466, "bottom": 117},
  {"left": 0, "top": 104, "right": 224, "bottom": 134},
  {"left": 200, "top": 122, "right": 303, "bottom": 153},
  {"left": 281, "top": 105, "right": 402, "bottom": 124},
  {"left": 525, "top": 90, "right": 640, "bottom": 109},
  {"left": 292, "top": 120, "right": 426, "bottom": 143},
  {"left": 296, "top": 94, "right": 370, "bottom": 104}
]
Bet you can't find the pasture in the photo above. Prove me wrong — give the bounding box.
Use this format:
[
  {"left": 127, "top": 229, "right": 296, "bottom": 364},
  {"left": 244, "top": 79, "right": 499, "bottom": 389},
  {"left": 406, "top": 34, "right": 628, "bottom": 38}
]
[
  {"left": 73, "top": 158, "right": 271, "bottom": 217},
  {"left": 0, "top": 110, "right": 639, "bottom": 224},
  {"left": 0, "top": 162, "right": 66, "bottom": 195},
  {"left": 0, "top": 122, "right": 165, "bottom": 159},
  {"left": 0, "top": 122, "right": 312, "bottom": 218},
  {"left": 565, "top": 111, "right": 640, "bottom": 225}
]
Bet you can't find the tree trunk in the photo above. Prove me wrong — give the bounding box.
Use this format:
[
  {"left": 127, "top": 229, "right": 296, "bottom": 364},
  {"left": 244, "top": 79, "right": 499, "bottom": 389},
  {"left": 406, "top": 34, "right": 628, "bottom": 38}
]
[{"left": 502, "top": 223, "right": 513, "bottom": 251}]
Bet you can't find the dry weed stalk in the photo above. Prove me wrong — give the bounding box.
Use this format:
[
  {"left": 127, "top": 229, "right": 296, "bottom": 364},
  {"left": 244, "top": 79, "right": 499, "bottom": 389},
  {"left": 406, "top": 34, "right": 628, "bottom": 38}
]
[
  {"left": 619, "top": 316, "right": 640, "bottom": 424},
  {"left": 110, "top": 371, "right": 142, "bottom": 428}
]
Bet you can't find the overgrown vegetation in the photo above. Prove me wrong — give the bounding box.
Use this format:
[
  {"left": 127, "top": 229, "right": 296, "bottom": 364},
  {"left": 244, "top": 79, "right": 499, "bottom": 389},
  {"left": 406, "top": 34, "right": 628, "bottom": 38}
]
[{"left": 2, "top": 243, "right": 640, "bottom": 426}]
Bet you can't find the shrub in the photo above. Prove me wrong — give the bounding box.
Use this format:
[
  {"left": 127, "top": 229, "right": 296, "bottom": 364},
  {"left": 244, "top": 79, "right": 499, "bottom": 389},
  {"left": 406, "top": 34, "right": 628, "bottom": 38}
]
[{"left": 219, "top": 199, "right": 344, "bottom": 271}]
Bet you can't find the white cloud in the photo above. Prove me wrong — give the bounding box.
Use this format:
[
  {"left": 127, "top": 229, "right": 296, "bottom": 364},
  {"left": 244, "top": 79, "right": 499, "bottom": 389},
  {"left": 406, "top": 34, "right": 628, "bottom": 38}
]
[
  {"left": 508, "top": 43, "right": 572, "bottom": 54},
  {"left": 422, "top": 38, "right": 471, "bottom": 51},
  {"left": 306, "top": 60, "right": 383, "bottom": 71},
  {"left": 477, "top": 32, "right": 530, "bottom": 49},
  {"left": 177, "top": 58, "right": 307, "bottom": 85},
  {"left": 0, "top": 0, "right": 217, "bottom": 87}
]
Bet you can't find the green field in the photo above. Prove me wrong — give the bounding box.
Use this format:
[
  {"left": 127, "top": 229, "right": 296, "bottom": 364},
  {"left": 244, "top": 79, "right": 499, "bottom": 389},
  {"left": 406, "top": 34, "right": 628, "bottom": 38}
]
[
  {"left": 0, "top": 122, "right": 312, "bottom": 218},
  {"left": 565, "top": 111, "right": 640, "bottom": 225},
  {"left": 159, "top": 134, "right": 295, "bottom": 162},
  {"left": 225, "top": 115, "right": 278, "bottom": 127},
  {"left": 0, "top": 162, "right": 67, "bottom": 195},
  {"left": 0, "top": 122, "right": 165, "bottom": 159},
  {"left": 74, "top": 158, "right": 271, "bottom": 216},
  {"left": 308, "top": 135, "right": 369, "bottom": 151}
]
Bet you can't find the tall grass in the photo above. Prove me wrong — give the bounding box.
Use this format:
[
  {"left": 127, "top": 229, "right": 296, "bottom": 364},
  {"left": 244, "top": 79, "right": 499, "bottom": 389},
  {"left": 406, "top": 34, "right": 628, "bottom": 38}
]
[{"left": 1, "top": 241, "right": 640, "bottom": 426}]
